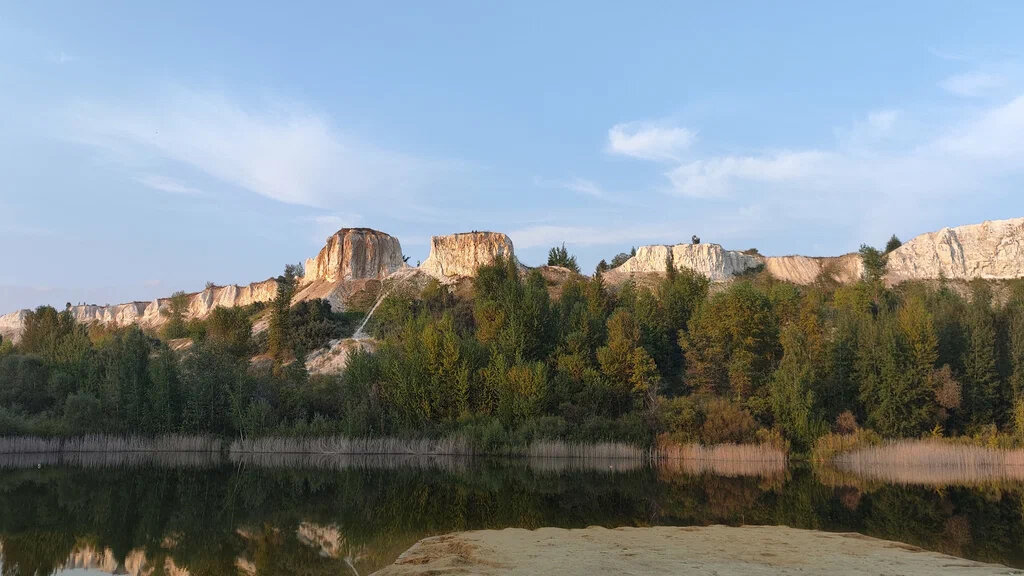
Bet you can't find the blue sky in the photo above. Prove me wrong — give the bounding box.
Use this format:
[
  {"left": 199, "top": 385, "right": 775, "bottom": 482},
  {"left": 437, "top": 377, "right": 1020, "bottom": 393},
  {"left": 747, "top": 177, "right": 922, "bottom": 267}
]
[{"left": 3, "top": 2, "right": 1024, "bottom": 312}]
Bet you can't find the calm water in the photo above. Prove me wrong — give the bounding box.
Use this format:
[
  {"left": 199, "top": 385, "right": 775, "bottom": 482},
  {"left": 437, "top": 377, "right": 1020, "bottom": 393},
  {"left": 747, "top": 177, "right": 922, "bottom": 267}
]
[{"left": 1, "top": 456, "right": 1023, "bottom": 575}]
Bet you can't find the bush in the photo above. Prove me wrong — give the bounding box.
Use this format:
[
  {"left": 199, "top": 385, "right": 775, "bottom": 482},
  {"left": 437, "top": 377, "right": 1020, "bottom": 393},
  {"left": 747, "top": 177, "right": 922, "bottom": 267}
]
[
  {"left": 811, "top": 429, "right": 882, "bottom": 462},
  {"left": 657, "top": 396, "right": 702, "bottom": 444},
  {"left": 700, "top": 398, "right": 758, "bottom": 444}
]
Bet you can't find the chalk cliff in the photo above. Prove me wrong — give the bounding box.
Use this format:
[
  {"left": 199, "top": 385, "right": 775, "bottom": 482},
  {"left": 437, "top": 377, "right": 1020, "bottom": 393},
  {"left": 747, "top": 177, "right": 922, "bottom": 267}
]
[
  {"left": 295, "top": 228, "right": 405, "bottom": 309},
  {"left": 0, "top": 309, "right": 28, "bottom": 344},
  {"left": 885, "top": 217, "right": 1024, "bottom": 283},
  {"left": 607, "top": 243, "right": 761, "bottom": 282},
  {"left": 419, "top": 232, "right": 515, "bottom": 282},
  {"left": 302, "top": 228, "right": 405, "bottom": 284}
]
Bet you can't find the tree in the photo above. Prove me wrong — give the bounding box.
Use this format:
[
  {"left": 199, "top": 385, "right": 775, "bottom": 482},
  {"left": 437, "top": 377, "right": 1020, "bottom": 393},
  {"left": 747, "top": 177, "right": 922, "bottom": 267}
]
[
  {"left": 268, "top": 264, "right": 303, "bottom": 363},
  {"left": 885, "top": 235, "right": 902, "bottom": 253},
  {"left": 961, "top": 285, "right": 1002, "bottom": 428},
  {"left": 547, "top": 243, "right": 580, "bottom": 273},
  {"left": 680, "top": 282, "right": 779, "bottom": 401},
  {"left": 609, "top": 247, "right": 636, "bottom": 269},
  {"left": 160, "top": 291, "right": 191, "bottom": 340},
  {"left": 859, "top": 245, "right": 887, "bottom": 284}
]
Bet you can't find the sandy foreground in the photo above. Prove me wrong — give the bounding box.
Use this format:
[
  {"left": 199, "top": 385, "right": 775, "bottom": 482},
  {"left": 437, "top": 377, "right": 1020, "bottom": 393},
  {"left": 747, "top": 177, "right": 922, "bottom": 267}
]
[{"left": 370, "top": 525, "right": 1022, "bottom": 576}]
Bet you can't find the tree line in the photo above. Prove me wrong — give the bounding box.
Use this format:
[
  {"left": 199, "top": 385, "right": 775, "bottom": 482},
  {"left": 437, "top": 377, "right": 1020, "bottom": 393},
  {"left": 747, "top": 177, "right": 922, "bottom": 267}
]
[{"left": 2, "top": 242, "right": 1024, "bottom": 453}]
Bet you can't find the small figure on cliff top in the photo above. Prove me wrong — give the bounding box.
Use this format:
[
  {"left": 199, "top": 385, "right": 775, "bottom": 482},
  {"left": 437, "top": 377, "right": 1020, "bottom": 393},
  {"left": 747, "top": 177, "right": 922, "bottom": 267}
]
[{"left": 692, "top": 235, "right": 701, "bottom": 245}]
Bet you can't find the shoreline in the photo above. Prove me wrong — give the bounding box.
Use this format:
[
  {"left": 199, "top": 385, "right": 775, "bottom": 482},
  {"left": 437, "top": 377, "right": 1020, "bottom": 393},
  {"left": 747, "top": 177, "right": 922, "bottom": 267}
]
[{"left": 370, "top": 525, "right": 1020, "bottom": 575}]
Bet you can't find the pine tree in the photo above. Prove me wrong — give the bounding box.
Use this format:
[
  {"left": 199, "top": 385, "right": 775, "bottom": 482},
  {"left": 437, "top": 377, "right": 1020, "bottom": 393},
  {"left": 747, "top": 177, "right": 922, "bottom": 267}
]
[{"left": 962, "top": 287, "right": 1001, "bottom": 428}]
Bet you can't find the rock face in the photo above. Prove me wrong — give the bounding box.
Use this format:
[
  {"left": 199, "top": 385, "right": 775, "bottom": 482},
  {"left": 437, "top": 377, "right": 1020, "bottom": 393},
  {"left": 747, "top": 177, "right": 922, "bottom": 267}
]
[
  {"left": 419, "top": 232, "right": 515, "bottom": 282},
  {"left": 0, "top": 309, "right": 28, "bottom": 344},
  {"left": 886, "top": 217, "right": 1024, "bottom": 283},
  {"left": 1, "top": 280, "right": 280, "bottom": 343},
  {"left": 303, "top": 228, "right": 405, "bottom": 284},
  {"left": 609, "top": 243, "right": 761, "bottom": 282},
  {"left": 672, "top": 243, "right": 762, "bottom": 281}
]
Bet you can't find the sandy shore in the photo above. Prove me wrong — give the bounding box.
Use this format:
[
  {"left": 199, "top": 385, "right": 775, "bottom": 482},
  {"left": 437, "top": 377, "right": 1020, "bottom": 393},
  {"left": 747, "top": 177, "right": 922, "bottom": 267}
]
[{"left": 371, "top": 525, "right": 1021, "bottom": 575}]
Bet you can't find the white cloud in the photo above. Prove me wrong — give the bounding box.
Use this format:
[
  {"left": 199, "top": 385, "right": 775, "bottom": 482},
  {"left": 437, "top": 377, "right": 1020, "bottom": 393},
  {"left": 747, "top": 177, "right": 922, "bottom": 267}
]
[
  {"left": 935, "top": 95, "right": 1024, "bottom": 159},
  {"left": 70, "top": 87, "right": 443, "bottom": 208},
  {"left": 607, "top": 121, "right": 695, "bottom": 162},
  {"left": 666, "top": 151, "right": 829, "bottom": 198},
  {"left": 134, "top": 174, "right": 202, "bottom": 195},
  {"left": 940, "top": 72, "right": 1004, "bottom": 97}
]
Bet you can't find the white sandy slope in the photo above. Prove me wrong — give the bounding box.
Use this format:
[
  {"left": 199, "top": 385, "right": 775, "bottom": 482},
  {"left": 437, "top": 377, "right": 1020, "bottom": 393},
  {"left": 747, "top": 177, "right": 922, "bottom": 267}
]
[{"left": 370, "top": 525, "right": 1020, "bottom": 576}]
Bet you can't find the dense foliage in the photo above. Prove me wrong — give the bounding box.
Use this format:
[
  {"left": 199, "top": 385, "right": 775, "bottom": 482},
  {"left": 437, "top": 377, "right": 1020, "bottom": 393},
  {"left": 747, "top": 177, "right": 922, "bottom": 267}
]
[{"left": 5, "top": 251, "right": 1024, "bottom": 453}]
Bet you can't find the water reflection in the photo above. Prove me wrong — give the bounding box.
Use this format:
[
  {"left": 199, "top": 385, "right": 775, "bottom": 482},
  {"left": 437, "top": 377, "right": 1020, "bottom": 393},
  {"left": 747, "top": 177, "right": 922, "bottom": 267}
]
[{"left": 1, "top": 461, "right": 1023, "bottom": 575}]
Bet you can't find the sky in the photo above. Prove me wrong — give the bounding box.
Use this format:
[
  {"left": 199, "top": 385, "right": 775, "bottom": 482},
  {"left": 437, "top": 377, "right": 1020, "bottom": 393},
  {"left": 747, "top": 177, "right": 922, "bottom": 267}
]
[{"left": 2, "top": 1, "right": 1024, "bottom": 312}]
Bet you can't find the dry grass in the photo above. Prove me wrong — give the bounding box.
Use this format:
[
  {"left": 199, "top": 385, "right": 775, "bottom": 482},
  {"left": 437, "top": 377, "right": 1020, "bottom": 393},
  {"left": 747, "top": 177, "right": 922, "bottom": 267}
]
[
  {"left": 0, "top": 434, "right": 221, "bottom": 454},
  {"left": 229, "top": 452, "right": 471, "bottom": 472},
  {"left": 655, "top": 442, "right": 788, "bottom": 477},
  {"left": 229, "top": 435, "right": 472, "bottom": 456},
  {"left": 835, "top": 439, "right": 1024, "bottom": 486},
  {"left": 526, "top": 440, "right": 652, "bottom": 460}
]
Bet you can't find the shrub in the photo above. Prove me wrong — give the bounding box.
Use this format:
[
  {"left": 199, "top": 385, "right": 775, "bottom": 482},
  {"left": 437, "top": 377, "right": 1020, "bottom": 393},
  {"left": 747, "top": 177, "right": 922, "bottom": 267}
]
[
  {"left": 811, "top": 428, "right": 882, "bottom": 462},
  {"left": 700, "top": 398, "right": 758, "bottom": 444}
]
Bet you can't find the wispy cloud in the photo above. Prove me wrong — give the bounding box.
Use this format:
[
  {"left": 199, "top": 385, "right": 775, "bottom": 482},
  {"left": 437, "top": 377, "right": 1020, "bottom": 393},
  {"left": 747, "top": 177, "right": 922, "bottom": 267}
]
[
  {"left": 69, "top": 87, "right": 447, "bottom": 208},
  {"left": 533, "top": 176, "right": 604, "bottom": 198},
  {"left": 666, "top": 151, "right": 829, "bottom": 198},
  {"left": 940, "top": 71, "right": 1004, "bottom": 97},
  {"left": 134, "top": 174, "right": 202, "bottom": 195},
  {"left": 607, "top": 121, "right": 695, "bottom": 162}
]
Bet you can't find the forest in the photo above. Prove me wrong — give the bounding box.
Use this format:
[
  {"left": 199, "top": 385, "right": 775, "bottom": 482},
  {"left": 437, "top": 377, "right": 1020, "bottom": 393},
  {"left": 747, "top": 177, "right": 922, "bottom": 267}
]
[{"left": 2, "top": 241, "right": 1024, "bottom": 456}]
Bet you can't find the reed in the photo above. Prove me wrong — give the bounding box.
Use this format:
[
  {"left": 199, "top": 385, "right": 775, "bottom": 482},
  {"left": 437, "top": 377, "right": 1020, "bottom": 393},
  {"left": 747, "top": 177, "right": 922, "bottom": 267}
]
[
  {"left": 526, "top": 440, "right": 653, "bottom": 460},
  {"left": 229, "top": 452, "right": 471, "bottom": 472},
  {"left": 655, "top": 442, "right": 788, "bottom": 477},
  {"left": 0, "top": 434, "right": 221, "bottom": 454},
  {"left": 229, "top": 435, "right": 473, "bottom": 456},
  {"left": 835, "top": 439, "right": 1024, "bottom": 486}
]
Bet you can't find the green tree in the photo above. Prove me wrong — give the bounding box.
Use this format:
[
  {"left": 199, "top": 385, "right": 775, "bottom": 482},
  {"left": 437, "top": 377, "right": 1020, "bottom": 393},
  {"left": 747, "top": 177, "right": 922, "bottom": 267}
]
[
  {"left": 680, "top": 282, "right": 779, "bottom": 401},
  {"left": 884, "top": 235, "right": 903, "bottom": 253},
  {"left": 268, "top": 264, "right": 303, "bottom": 364},
  {"left": 160, "top": 291, "right": 191, "bottom": 340},
  {"left": 546, "top": 243, "right": 580, "bottom": 273},
  {"left": 859, "top": 244, "right": 887, "bottom": 284},
  {"left": 961, "top": 285, "right": 1002, "bottom": 428}
]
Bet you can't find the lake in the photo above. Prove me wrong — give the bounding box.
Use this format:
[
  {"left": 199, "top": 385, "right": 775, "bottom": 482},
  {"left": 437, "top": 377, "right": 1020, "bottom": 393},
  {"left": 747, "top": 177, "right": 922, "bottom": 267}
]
[{"left": 1, "top": 455, "right": 1023, "bottom": 575}]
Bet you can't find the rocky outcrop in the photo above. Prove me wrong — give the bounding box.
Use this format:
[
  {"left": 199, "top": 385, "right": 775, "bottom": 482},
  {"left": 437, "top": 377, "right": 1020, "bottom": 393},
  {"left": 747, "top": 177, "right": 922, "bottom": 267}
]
[
  {"left": 608, "top": 243, "right": 761, "bottom": 282},
  {"left": 672, "top": 244, "right": 762, "bottom": 281},
  {"left": 0, "top": 309, "right": 28, "bottom": 344},
  {"left": 885, "top": 217, "right": 1024, "bottom": 283},
  {"left": 303, "top": 228, "right": 405, "bottom": 284},
  {"left": 419, "top": 232, "right": 515, "bottom": 282},
  {"left": 296, "top": 228, "right": 404, "bottom": 311}
]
